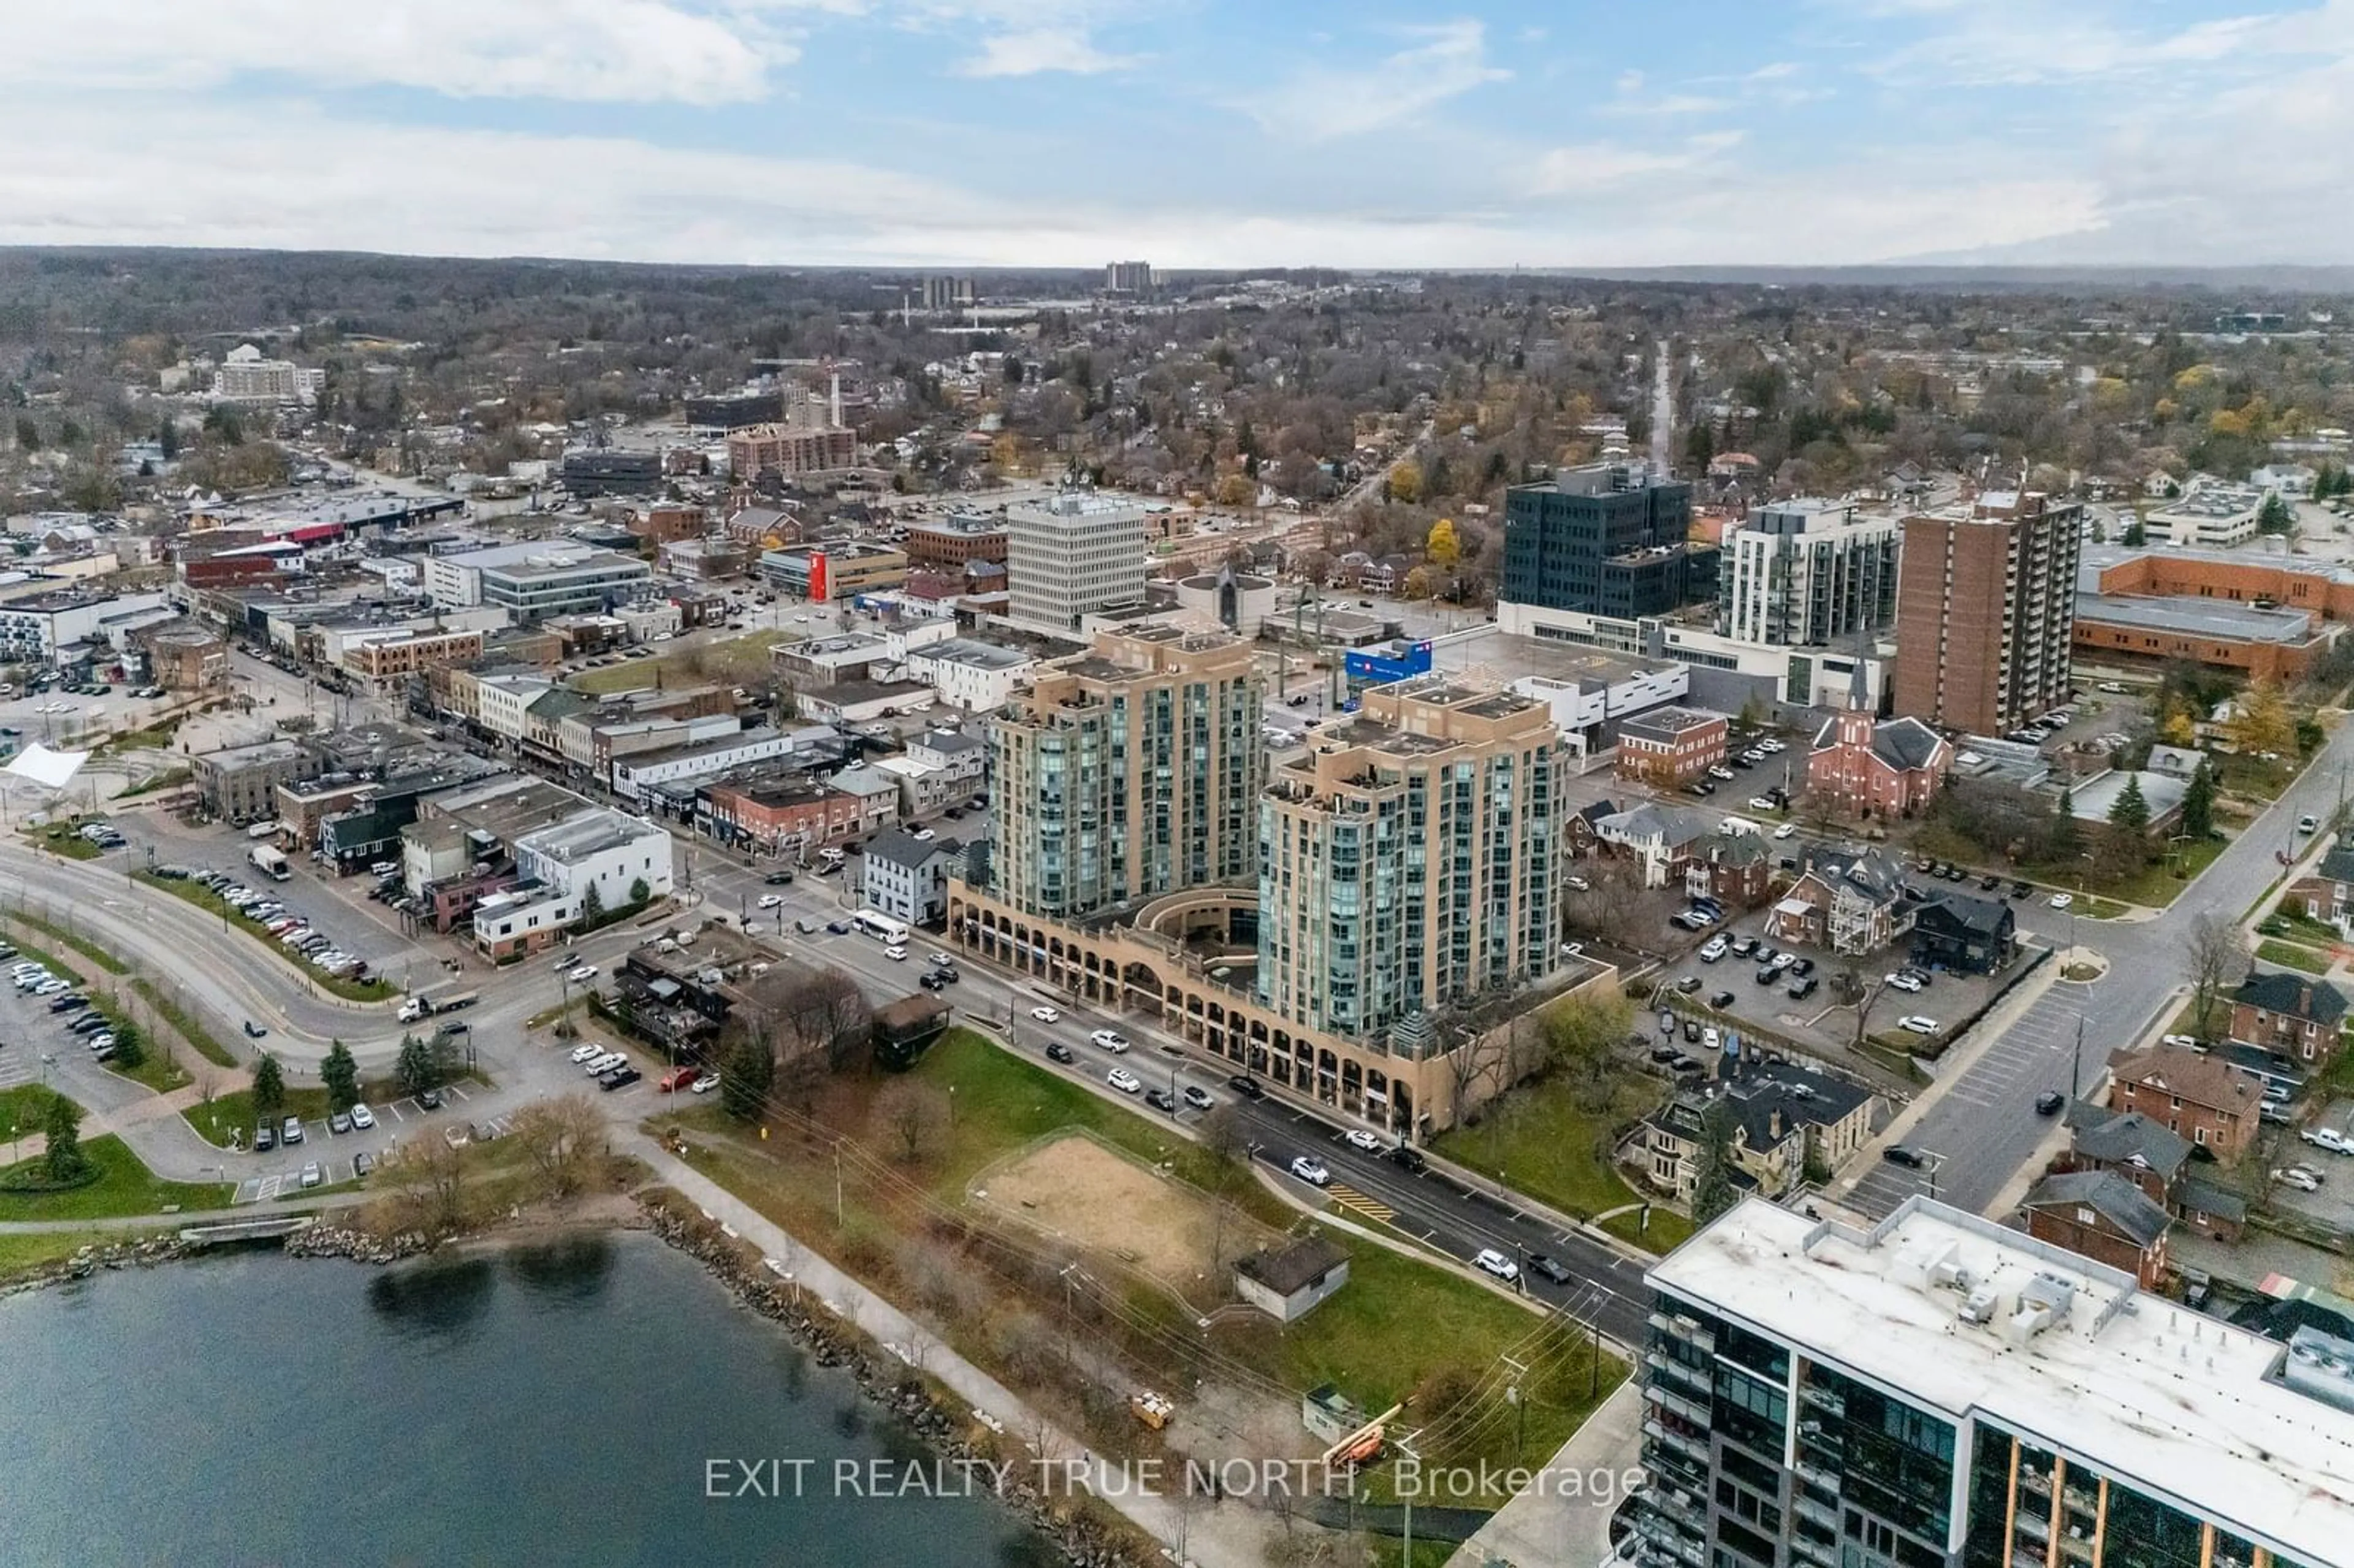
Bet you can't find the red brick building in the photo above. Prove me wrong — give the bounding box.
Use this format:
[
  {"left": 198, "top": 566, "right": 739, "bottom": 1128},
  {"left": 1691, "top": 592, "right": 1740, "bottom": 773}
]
[
  {"left": 2227, "top": 970, "right": 2350, "bottom": 1071},
  {"left": 1614, "top": 707, "right": 1727, "bottom": 789},
  {"left": 1892, "top": 492, "right": 2081, "bottom": 736},
  {"left": 2021, "top": 1170, "right": 2171, "bottom": 1290},
  {"left": 904, "top": 518, "right": 1008, "bottom": 575},
  {"left": 2106, "top": 1043, "right": 2265, "bottom": 1165},
  {"left": 1805, "top": 708, "right": 1951, "bottom": 819},
  {"left": 703, "top": 781, "right": 861, "bottom": 856}
]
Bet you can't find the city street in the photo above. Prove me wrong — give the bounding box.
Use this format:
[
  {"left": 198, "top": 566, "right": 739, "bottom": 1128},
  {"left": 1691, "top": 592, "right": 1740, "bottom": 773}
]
[{"left": 1842, "top": 713, "right": 2354, "bottom": 1218}]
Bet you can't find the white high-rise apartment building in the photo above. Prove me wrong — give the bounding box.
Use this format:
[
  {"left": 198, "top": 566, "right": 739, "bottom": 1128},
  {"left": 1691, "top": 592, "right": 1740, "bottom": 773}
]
[
  {"left": 212, "top": 343, "right": 322, "bottom": 404},
  {"left": 1005, "top": 492, "right": 1148, "bottom": 632},
  {"left": 1716, "top": 498, "right": 1901, "bottom": 647}
]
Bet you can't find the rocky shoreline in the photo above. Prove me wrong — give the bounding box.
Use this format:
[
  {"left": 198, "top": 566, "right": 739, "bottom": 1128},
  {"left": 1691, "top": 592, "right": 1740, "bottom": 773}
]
[
  {"left": 638, "top": 1195, "right": 1151, "bottom": 1568},
  {"left": 0, "top": 1234, "right": 190, "bottom": 1295}
]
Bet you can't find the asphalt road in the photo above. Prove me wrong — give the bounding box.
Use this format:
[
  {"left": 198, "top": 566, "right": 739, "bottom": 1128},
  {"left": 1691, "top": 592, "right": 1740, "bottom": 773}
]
[{"left": 1845, "top": 716, "right": 2354, "bottom": 1218}]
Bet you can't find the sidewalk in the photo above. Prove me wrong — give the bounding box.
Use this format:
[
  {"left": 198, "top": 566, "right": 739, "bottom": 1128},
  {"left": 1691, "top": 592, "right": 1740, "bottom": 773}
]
[
  {"left": 622, "top": 1127, "right": 1276, "bottom": 1568},
  {"left": 1446, "top": 1380, "right": 1642, "bottom": 1568}
]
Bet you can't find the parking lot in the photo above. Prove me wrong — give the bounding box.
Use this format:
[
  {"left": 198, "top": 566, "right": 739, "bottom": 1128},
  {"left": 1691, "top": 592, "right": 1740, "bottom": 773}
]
[
  {"left": 143, "top": 861, "right": 406, "bottom": 984},
  {"left": 2266, "top": 1098, "right": 2354, "bottom": 1236},
  {"left": 1655, "top": 902, "right": 2022, "bottom": 1075},
  {"left": 230, "top": 1081, "right": 505, "bottom": 1202}
]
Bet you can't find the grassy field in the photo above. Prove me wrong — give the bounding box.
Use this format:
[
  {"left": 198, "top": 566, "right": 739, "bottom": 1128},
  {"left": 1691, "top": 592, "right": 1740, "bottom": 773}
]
[
  {"left": 0, "top": 1135, "right": 229, "bottom": 1219},
  {"left": 184, "top": 1086, "right": 337, "bottom": 1147},
  {"left": 132, "top": 979, "right": 241, "bottom": 1069},
  {"left": 20, "top": 823, "right": 99, "bottom": 860},
  {"left": 0, "top": 1084, "right": 68, "bottom": 1146},
  {"left": 1430, "top": 1070, "right": 1691, "bottom": 1252},
  {"left": 0, "top": 1228, "right": 169, "bottom": 1283},
  {"left": 2257, "top": 938, "right": 2333, "bottom": 975},
  {"left": 134, "top": 873, "right": 397, "bottom": 1002},
  {"left": 4, "top": 910, "right": 131, "bottom": 975},
  {"left": 2106, "top": 838, "right": 2227, "bottom": 907},
  {"left": 566, "top": 630, "right": 780, "bottom": 696},
  {"left": 654, "top": 1029, "right": 1625, "bottom": 1508}
]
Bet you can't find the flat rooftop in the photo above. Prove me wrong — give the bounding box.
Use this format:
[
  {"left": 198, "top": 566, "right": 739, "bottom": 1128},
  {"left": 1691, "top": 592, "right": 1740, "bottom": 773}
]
[
  {"left": 2074, "top": 592, "right": 2320, "bottom": 643},
  {"left": 1430, "top": 626, "right": 1680, "bottom": 688},
  {"left": 1650, "top": 1197, "right": 2354, "bottom": 1564}
]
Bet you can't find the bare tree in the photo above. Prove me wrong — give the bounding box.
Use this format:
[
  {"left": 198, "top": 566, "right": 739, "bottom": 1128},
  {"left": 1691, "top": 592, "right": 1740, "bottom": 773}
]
[
  {"left": 509, "top": 1094, "right": 606, "bottom": 1199},
  {"left": 1848, "top": 974, "right": 1892, "bottom": 1051},
  {"left": 1197, "top": 1103, "right": 1249, "bottom": 1171},
  {"left": 2184, "top": 913, "right": 2249, "bottom": 1040},
  {"left": 1441, "top": 1028, "right": 1507, "bottom": 1127},
  {"left": 1564, "top": 857, "right": 1644, "bottom": 945},
  {"left": 873, "top": 1079, "right": 950, "bottom": 1165}
]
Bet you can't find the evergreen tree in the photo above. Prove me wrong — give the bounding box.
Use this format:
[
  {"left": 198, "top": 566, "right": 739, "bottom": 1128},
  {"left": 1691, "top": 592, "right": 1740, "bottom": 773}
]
[
  {"left": 251, "top": 1053, "right": 286, "bottom": 1121},
  {"left": 107, "top": 1016, "right": 146, "bottom": 1071},
  {"left": 397, "top": 1033, "right": 437, "bottom": 1098},
  {"left": 579, "top": 880, "right": 605, "bottom": 927},
  {"left": 321, "top": 1039, "right": 360, "bottom": 1113},
  {"left": 720, "top": 1033, "right": 774, "bottom": 1122},
  {"left": 42, "top": 1093, "right": 86, "bottom": 1184},
  {"left": 2052, "top": 788, "right": 2081, "bottom": 858},
  {"left": 629, "top": 876, "right": 650, "bottom": 907},
  {"left": 2121, "top": 517, "right": 2147, "bottom": 547},
  {"left": 2107, "top": 774, "right": 2151, "bottom": 835},
  {"left": 2181, "top": 760, "right": 2216, "bottom": 840},
  {"left": 1691, "top": 1098, "right": 1739, "bottom": 1226}
]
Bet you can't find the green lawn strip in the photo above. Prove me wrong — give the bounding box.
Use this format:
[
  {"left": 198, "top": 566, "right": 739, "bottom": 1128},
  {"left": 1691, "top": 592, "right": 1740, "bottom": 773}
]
[
  {"left": 4, "top": 910, "right": 130, "bottom": 975},
  {"left": 0, "top": 1084, "right": 68, "bottom": 1146},
  {"left": 566, "top": 631, "right": 779, "bottom": 696},
  {"left": 1430, "top": 1071, "right": 1666, "bottom": 1233},
  {"left": 2256, "top": 939, "right": 2331, "bottom": 976},
  {"left": 1602, "top": 1203, "right": 1694, "bottom": 1252},
  {"left": 2106, "top": 838, "right": 2226, "bottom": 907},
  {"left": 0, "top": 1228, "right": 170, "bottom": 1283},
  {"left": 183, "top": 1086, "right": 338, "bottom": 1149},
  {"left": 134, "top": 872, "right": 395, "bottom": 1002},
  {"left": 20, "top": 823, "right": 100, "bottom": 860},
  {"left": 132, "top": 980, "right": 240, "bottom": 1069},
  {"left": 0, "top": 1135, "right": 229, "bottom": 1219}
]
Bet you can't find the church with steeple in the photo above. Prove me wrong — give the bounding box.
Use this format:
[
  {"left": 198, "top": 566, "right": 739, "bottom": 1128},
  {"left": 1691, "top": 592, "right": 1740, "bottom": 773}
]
[{"left": 1804, "top": 653, "right": 1954, "bottom": 818}]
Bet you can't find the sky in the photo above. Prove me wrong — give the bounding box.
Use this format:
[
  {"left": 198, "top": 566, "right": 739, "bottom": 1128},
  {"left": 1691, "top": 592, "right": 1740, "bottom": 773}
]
[{"left": 4, "top": 0, "right": 2353, "bottom": 269}]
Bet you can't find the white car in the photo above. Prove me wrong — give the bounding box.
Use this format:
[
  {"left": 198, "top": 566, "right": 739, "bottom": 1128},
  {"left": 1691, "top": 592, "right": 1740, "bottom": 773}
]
[
  {"left": 1288, "top": 1155, "right": 1331, "bottom": 1186},
  {"left": 1474, "top": 1248, "right": 1521, "bottom": 1282},
  {"left": 2301, "top": 1127, "right": 2353, "bottom": 1155},
  {"left": 1698, "top": 935, "right": 1727, "bottom": 962},
  {"left": 2161, "top": 1033, "right": 2200, "bottom": 1049},
  {"left": 1089, "top": 1029, "right": 1130, "bottom": 1053},
  {"left": 349, "top": 1104, "right": 376, "bottom": 1130},
  {"left": 910, "top": 827, "right": 937, "bottom": 842},
  {"left": 1899, "top": 1015, "right": 1941, "bottom": 1035},
  {"left": 1701, "top": 1026, "right": 1720, "bottom": 1051},
  {"left": 1772, "top": 823, "right": 1796, "bottom": 840},
  {"left": 566, "top": 964, "right": 598, "bottom": 983},
  {"left": 691, "top": 1071, "right": 721, "bottom": 1094},
  {"left": 1106, "top": 1067, "right": 1142, "bottom": 1095},
  {"left": 882, "top": 945, "right": 908, "bottom": 961},
  {"left": 586, "top": 1052, "right": 625, "bottom": 1076},
  {"left": 1885, "top": 972, "right": 1924, "bottom": 994},
  {"left": 2048, "top": 892, "right": 2074, "bottom": 910},
  {"left": 1030, "top": 1006, "right": 1061, "bottom": 1024},
  {"left": 1746, "top": 796, "right": 1778, "bottom": 812},
  {"left": 1343, "top": 1128, "right": 1384, "bottom": 1154},
  {"left": 756, "top": 894, "right": 783, "bottom": 909},
  {"left": 569, "top": 1044, "right": 603, "bottom": 1064},
  {"left": 1759, "top": 739, "right": 1786, "bottom": 753},
  {"left": 2276, "top": 1166, "right": 2323, "bottom": 1193}
]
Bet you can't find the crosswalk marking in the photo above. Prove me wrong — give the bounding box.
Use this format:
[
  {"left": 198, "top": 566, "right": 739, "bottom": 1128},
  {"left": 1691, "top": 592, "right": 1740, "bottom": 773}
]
[{"left": 1327, "top": 1183, "right": 1396, "bottom": 1223}]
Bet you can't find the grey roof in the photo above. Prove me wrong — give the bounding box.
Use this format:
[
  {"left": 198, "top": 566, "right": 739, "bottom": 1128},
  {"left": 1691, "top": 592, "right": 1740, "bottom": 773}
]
[
  {"left": 1235, "top": 1236, "right": 1349, "bottom": 1296},
  {"left": 862, "top": 827, "right": 960, "bottom": 872},
  {"left": 2025, "top": 1170, "right": 2172, "bottom": 1250},
  {"left": 1872, "top": 716, "right": 1946, "bottom": 772},
  {"left": 1620, "top": 706, "right": 1723, "bottom": 743},
  {"left": 2178, "top": 1175, "right": 2247, "bottom": 1226},
  {"left": 1805, "top": 845, "right": 1907, "bottom": 904},
  {"left": 2306, "top": 843, "right": 2354, "bottom": 884},
  {"left": 2064, "top": 1106, "right": 2191, "bottom": 1181},
  {"left": 1913, "top": 892, "right": 2013, "bottom": 938},
  {"left": 2232, "top": 969, "right": 2350, "bottom": 1024},
  {"left": 2074, "top": 592, "right": 2318, "bottom": 644}
]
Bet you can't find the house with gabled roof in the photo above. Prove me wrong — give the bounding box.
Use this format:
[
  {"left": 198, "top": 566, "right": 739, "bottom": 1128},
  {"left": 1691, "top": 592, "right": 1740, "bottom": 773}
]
[
  {"left": 2228, "top": 969, "right": 2349, "bottom": 1072},
  {"left": 1805, "top": 667, "right": 1951, "bottom": 818},
  {"left": 2022, "top": 1170, "right": 2173, "bottom": 1289},
  {"left": 2107, "top": 1042, "right": 2266, "bottom": 1165},
  {"left": 1766, "top": 844, "right": 1912, "bottom": 954}
]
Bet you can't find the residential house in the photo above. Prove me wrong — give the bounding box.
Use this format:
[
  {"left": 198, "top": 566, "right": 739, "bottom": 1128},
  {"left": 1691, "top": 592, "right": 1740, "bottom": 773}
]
[
  {"left": 1683, "top": 831, "right": 1775, "bottom": 910},
  {"left": 1640, "top": 1062, "right": 1877, "bottom": 1204},
  {"left": 1908, "top": 894, "right": 2017, "bottom": 975},
  {"left": 1564, "top": 797, "right": 1620, "bottom": 862},
  {"left": 2285, "top": 842, "right": 2354, "bottom": 935},
  {"left": 1614, "top": 706, "right": 1728, "bottom": 790},
  {"left": 1766, "top": 846, "right": 1911, "bottom": 955},
  {"left": 1805, "top": 707, "right": 1951, "bottom": 818},
  {"left": 861, "top": 828, "right": 962, "bottom": 927},
  {"left": 2021, "top": 1170, "right": 2173, "bottom": 1290},
  {"left": 2107, "top": 1043, "right": 2266, "bottom": 1165},
  {"left": 1591, "top": 802, "right": 1712, "bottom": 889},
  {"left": 827, "top": 763, "right": 903, "bottom": 835},
  {"left": 2059, "top": 1102, "right": 2246, "bottom": 1241},
  {"left": 2227, "top": 970, "right": 2350, "bottom": 1072}
]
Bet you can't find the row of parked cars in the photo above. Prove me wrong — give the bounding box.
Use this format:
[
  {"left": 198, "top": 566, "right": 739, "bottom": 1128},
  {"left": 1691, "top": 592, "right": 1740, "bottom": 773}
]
[
  {"left": 10, "top": 953, "right": 123, "bottom": 1060},
  {"left": 73, "top": 821, "right": 128, "bottom": 853},
  {"left": 566, "top": 1042, "right": 653, "bottom": 1092},
  {"left": 153, "top": 867, "right": 373, "bottom": 982}
]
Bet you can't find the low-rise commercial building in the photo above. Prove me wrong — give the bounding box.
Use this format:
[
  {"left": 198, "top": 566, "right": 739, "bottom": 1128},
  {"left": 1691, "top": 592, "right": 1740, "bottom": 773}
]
[
  {"left": 1614, "top": 706, "right": 1727, "bottom": 789},
  {"left": 702, "top": 779, "right": 861, "bottom": 857},
  {"left": 861, "top": 828, "right": 962, "bottom": 926},
  {"left": 2073, "top": 591, "right": 2335, "bottom": 681},
  {"left": 342, "top": 626, "right": 486, "bottom": 682},
  {"left": 759, "top": 542, "right": 907, "bottom": 603},
  {"left": 192, "top": 739, "right": 314, "bottom": 821},
  {"left": 902, "top": 637, "right": 1037, "bottom": 710},
  {"left": 472, "top": 807, "right": 674, "bottom": 957},
  {"left": 2144, "top": 477, "right": 2266, "bottom": 547},
  {"left": 903, "top": 515, "right": 1008, "bottom": 575}
]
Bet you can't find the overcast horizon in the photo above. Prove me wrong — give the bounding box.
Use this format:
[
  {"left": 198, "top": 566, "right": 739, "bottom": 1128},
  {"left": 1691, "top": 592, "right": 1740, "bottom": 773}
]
[{"left": 9, "top": 1, "right": 2354, "bottom": 270}]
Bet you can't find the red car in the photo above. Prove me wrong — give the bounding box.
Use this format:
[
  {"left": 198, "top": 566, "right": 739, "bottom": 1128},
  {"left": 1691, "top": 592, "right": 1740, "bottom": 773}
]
[{"left": 658, "top": 1067, "right": 699, "bottom": 1094}]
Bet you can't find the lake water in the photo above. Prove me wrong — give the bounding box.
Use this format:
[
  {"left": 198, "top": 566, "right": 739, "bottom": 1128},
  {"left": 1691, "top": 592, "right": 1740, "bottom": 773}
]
[{"left": 0, "top": 1232, "right": 1054, "bottom": 1567}]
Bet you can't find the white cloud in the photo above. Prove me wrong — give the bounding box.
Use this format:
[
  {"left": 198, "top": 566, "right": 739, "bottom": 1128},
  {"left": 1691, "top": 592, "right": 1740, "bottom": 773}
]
[
  {"left": 0, "top": 0, "right": 815, "bottom": 104},
  {"left": 1240, "top": 19, "right": 1510, "bottom": 141},
  {"left": 1851, "top": 1, "right": 2277, "bottom": 86},
  {"left": 1528, "top": 131, "right": 1746, "bottom": 196},
  {"left": 954, "top": 26, "right": 1138, "bottom": 76}
]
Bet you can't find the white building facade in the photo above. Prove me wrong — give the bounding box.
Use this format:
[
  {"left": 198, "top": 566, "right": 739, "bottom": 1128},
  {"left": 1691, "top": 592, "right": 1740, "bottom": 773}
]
[
  {"left": 1716, "top": 498, "right": 1901, "bottom": 646},
  {"left": 1004, "top": 493, "right": 1148, "bottom": 631}
]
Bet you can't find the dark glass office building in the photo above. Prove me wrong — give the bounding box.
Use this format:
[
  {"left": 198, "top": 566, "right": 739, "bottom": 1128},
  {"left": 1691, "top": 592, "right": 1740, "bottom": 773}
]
[{"left": 1502, "top": 462, "right": 1715, "bottom": 619}]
